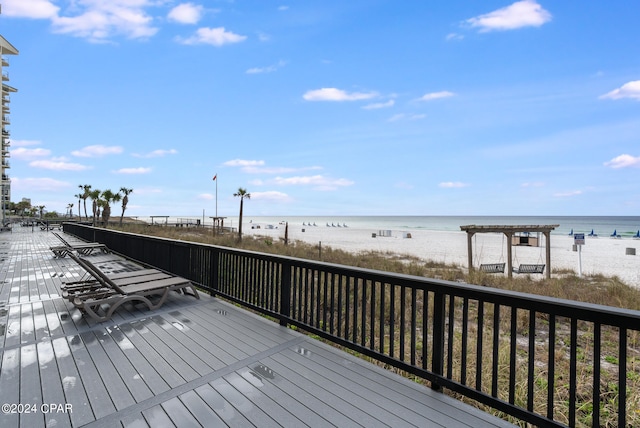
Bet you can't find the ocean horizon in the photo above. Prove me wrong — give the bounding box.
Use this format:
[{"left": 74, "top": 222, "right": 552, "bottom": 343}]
[{"left": 137, "top": 215, "right": 640, "bottom": 237}]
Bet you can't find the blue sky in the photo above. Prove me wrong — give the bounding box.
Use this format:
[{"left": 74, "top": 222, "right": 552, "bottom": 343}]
[{"left": 2, "top": 0, "right": 640, "bottom": 217}]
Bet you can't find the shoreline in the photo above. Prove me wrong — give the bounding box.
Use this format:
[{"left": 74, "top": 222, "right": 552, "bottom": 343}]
[{"left": 244, "top": 223, "right": 640, "bottom": 288}]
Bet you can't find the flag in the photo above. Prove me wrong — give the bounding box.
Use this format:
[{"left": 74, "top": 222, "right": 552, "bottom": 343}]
[{"left": 212, "top": 174, "right": 217, "bottom": 181}]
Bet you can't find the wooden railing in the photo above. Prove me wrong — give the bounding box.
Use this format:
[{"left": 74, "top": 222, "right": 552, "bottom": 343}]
[{"left": 64, "top": 223, "right": 640, "bottom": 427}]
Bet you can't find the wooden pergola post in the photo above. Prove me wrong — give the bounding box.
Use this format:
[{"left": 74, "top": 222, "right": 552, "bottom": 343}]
[
  {"left": 466, "top": 231, "right": 474, "bottom": 272},
  {"left": 505, "top": 232, "right": 514, "bottom": 278},
  {"left": 544, "top": 231, "right": 551, "bottom": 279}
]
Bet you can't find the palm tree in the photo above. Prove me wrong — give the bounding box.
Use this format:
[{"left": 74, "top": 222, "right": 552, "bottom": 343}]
[
  {"left": 37, "top": 205, "right": 45, "bottom": 219},
  {"left": 66, "top": 203, "right": 74, "bottom": 218},
  {"left": 75, "top": 193, "right": 84, "bottom": 219},
  {"left": 79, "top": 184, "right": 92, "bottom": 221},
  {"left": 89, "top": 189, "right": 101, "bottom": 226},
  {"left": 100, "top": 189, "right": 121, "bottom": 226},
  {"left": 119, "top": 187, "right": 133, "bottom": 225},
  {"left": 233, "top": 187, "right": 250, "bottom": 241}
]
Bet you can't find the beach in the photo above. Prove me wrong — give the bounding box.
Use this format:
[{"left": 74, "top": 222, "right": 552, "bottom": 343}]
[{"left": 244, "top": 222, "right": 640, "bottom": 288}]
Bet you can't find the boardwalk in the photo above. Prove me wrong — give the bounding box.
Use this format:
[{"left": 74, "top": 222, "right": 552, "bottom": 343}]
[{"left": 0, "top": 227, "right": 514, "bottom": 427}]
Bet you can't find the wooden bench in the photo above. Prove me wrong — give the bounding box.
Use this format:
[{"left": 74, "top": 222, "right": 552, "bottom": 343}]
[
  {"left": 513, "top": 264, "right": 545, "bottom": 274},
  {"left": 479, "top": 263, "right": 505, "bottom": 273}
]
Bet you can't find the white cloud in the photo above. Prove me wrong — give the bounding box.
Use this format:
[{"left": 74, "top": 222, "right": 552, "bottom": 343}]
[
  {"left": 72, "top": 145, "right": 123, "bottom": 157},
  {"left": 554, "top": 190, "right": 583, "bottom": 198},
  {"left": 224, "top": 159, "right": 265, "bottom": 167},
  {"left": 251, "top": 191, "right": 291, "bottom": 202},
  {"left": 246, "top": 60, "right": 287, "bottom": 74},
  {"left": 51, "top": 2, "right": 158, "bottom": 42},
  {"left": 438, "top": 182, "right": 469, "bottom": 188},
  {"left": 388, "top": 113, "right": 426, "bottom": 122},
  {"left": 11, "top": 147, "right": 51, "bottom": 160},
  {"left": 362, "top": 100, "right": 395, "bottom": 110},
  {"left": 114, "top": 167, "right": 152, "bottom": 174},
  {"left": 303, "top": 88, "right": 377, "bottom": 102},
  {"left": 604, "top": 154, "right": 640, "bottom": 169},
  {"left": 419, "top": 91, "right": 455, "bottom": 101},
  {"left": 446, "top": 33, "right": 464, "bottom": 41},
  {"left": 521, "top": 181, "right": 545, "bottom": 188},
  {"left": 245, "top": 166, "right": 296, "bottom": 174},
  {"left": 273, "top": 175, "right": 354, "bottom": 190},
  {"left": 599, "top": 81, "right": 640, "bottom": 100},
  {"left": 132, "top": 149, "right": 178, "bottom": 158},
  {"left": 225, "top": 159, "right": 322, "bottom": 175},
  {"left": 168, "top": 3, "right": 203, "bottom": 24},
  {"left": 467, "top": 0, "right": 552, "bottom": 32},
  {"left": 178, "top": 27, "right": 247, "bottom": 46},
  {"left": 1, "top": 0, "right": 59, "bottom": 19},
  {"left": 9, "top": 139, "right": 42, "bottom": 147},
  {"left": 11, "top": 177, "right": 71, "bottom": 191},
  {"left": 278, "top": 6, "right": 289, "bottom": 11},
  {"left": 29, "top": 159, "right": 90, "bottom": 171},
  {"left": 198, "top": 193, "right": 214, "bottom": 200}
]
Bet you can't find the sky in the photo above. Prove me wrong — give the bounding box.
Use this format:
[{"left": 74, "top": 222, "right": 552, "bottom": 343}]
[{"left": 1, "top": 0, "right": 640, "bottom": 218}]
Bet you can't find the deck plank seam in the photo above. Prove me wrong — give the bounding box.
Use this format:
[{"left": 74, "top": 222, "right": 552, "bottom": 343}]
[{"left": 80, "top": 336, "right": 307, "bottom": 428}]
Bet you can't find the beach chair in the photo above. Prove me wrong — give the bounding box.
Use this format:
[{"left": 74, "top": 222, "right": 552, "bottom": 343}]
[
  {"left": 62, "top": 252, "right": 199, "bottom": 322},
  {"left": 588, "top": 229, "right": 598, "bottom": 237},
  {"left": 50, "top": 231, "right": 110, "bottom": 257},
  {"left": 479, "top": 263, "right": 506, "bottom": 274},
  {"left": 513, "top": 264, "right": 545, "bottom": 274},
  {"left": 634, "top": 230, "right": 640, "bottom": 240},
  {"left": 610, "top": 229, "right": 621, "bottom": 239}
]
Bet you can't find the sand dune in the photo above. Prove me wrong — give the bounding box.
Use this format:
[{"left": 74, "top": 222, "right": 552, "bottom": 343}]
[{"left": 246, "top": 224, "right": 640, "bottom": 288}]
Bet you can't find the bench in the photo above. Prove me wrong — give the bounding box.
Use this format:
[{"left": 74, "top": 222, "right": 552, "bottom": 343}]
[
  {"left": 479, "top": 263, "right": 505, "bottom": 273},
  {"left": 513, "top": 264, "right": 545, "bottom": 274}
]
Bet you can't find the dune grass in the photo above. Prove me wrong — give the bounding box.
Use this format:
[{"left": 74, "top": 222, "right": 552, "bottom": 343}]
[{"left": 115, "top": 223, "right": 640, "bottom": 310}]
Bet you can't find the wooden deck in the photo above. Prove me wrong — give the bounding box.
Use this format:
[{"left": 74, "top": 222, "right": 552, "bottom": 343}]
[{"left": 0, "top": 227, "right": 514, "bottom": 427}]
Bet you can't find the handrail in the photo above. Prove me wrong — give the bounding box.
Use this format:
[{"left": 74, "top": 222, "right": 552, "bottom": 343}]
[{"left": 63, "top": 222, "right": 640, "bottom": 427}]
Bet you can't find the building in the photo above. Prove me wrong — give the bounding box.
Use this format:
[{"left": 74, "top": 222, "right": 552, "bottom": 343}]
[{"left": 1, "top": 9, "right": 18, "bottom": 225}]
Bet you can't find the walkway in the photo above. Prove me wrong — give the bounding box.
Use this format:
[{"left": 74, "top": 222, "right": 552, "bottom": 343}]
[{"left": 0, "top": 226, "right": 514, "bottom": 427}]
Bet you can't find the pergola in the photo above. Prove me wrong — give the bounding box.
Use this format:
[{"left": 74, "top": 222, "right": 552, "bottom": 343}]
[
  {"left": 460, "top": 224, "right": 559, "bottom": 279},
  {"left": 209, "top": 216, "right": 226, "bottom": 234}
]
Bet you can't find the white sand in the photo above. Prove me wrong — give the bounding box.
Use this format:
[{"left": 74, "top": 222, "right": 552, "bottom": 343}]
[{"left": 245, "top": 223, "right": 640, "bottom": 288}]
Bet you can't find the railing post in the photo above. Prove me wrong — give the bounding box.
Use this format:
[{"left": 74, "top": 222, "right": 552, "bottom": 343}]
[
  {"left": 280, "top": 261, "right": 291, "bottom": 326},
  {"left": 431, "top": 290, "right": 445, "bottom": 391},
  {"left": 210, "top": 247, "right": 219, "bottom": 295}
]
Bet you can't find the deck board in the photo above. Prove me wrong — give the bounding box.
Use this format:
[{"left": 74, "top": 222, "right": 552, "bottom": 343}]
[{"left": 0, "top": 227, "right": 515, "bottom": 427}]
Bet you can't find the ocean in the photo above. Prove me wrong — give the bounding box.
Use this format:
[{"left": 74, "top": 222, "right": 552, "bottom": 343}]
[{"left": 137, "top": 215, "right": 640, "bottom": 237}]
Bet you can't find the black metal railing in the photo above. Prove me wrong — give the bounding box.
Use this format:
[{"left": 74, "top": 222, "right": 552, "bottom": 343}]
[{"left": 64, "top": 223, "right": 640, "bottom": 427}]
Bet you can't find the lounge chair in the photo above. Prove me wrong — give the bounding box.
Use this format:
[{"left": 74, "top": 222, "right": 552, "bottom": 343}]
[
  {"left": 610, "top": 229, "right": 622, "bottom": 239},
  {"left": 513, "top": 264, "right": 545, "bottom": 274},
  {"left": 62, "top": 252, "right": 199, "bottom": 322},
  {"left": 50, "top": 232, "right": 110, "bottom": 257}
]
